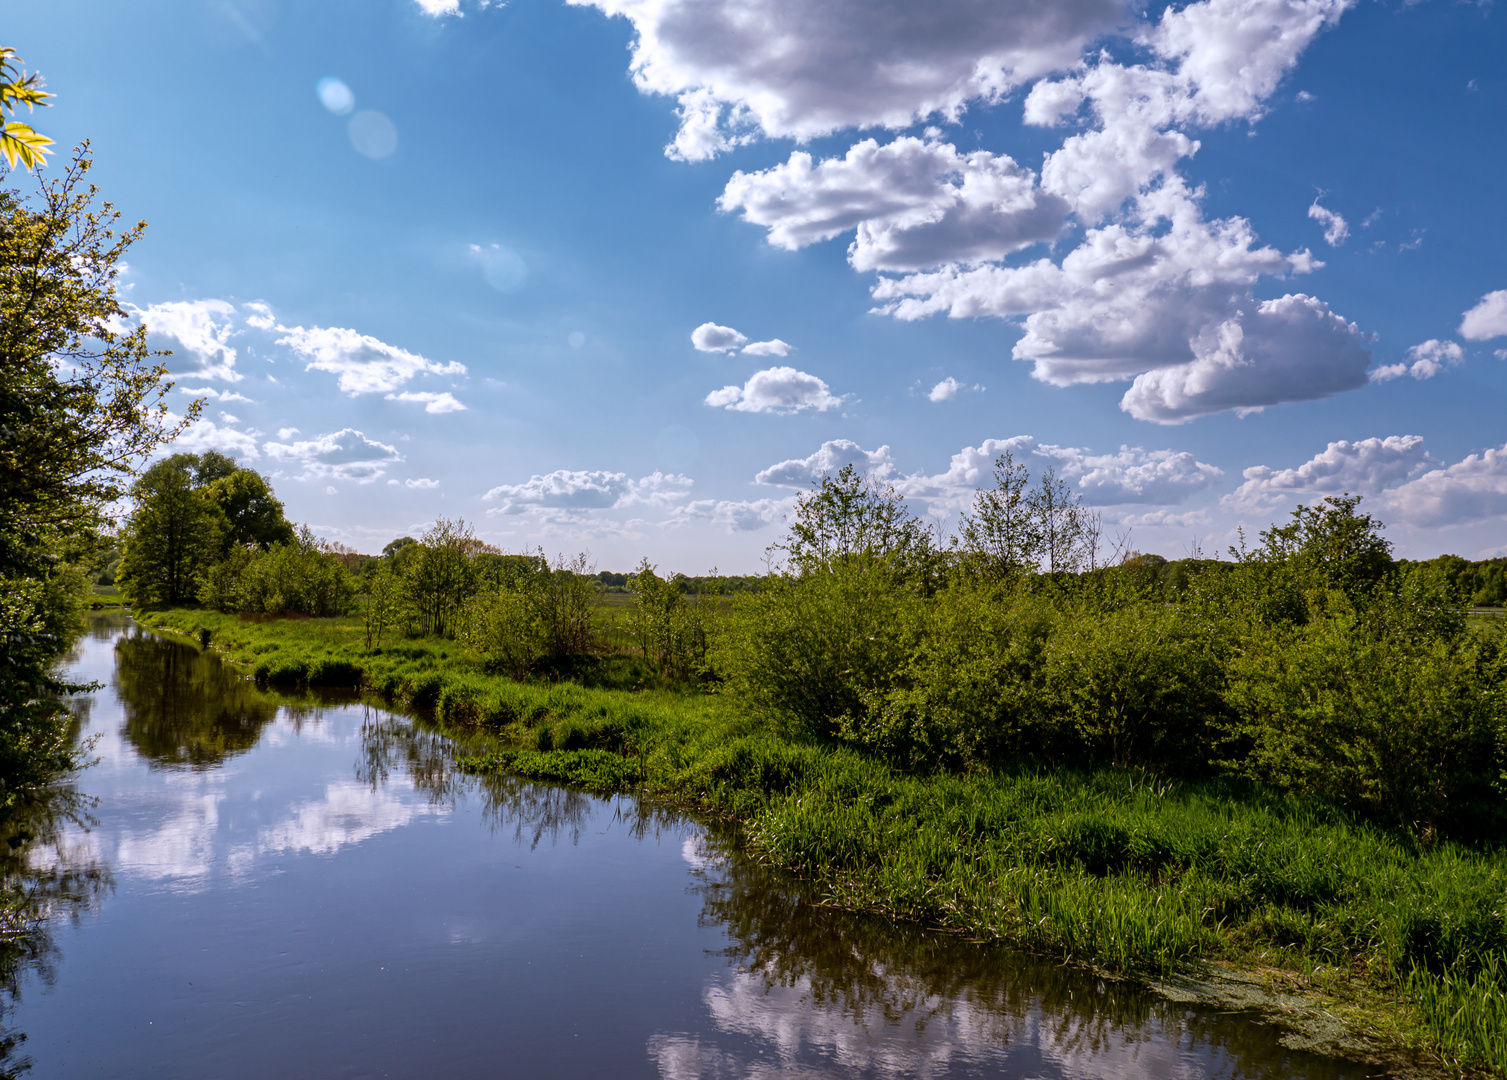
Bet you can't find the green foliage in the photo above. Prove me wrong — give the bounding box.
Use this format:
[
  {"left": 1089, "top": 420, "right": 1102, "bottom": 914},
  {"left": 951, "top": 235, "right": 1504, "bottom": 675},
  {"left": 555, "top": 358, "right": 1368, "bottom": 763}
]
[
  {"left": 0, "top": 145, "right": 188, "bottom": 810},
  {"left": 958, "top": 451, "right": 1101, "bottom": 575},
  {"left": 460, "top": 550, "right": 599, "bottom": 678},
  {"left": 199, "top": 460, "right": 295, "bottom": 554},
  {"left": 402, "top": 518, "right": 480, "bottom": 637},
  {"left": 116, "top": 455, "right": 223, "bottom": 605},
  {"left": 629, "top": 559, "right": 717, "bottom": 681},
  {"left": 199, "top": 527, "right": 357, "bottom": 618},
  {"left": 714, "top": 555, "right": 918, "bottom": 738},
  {"left": 462, "top": 585, "right": 545, "bottom": 680},
  {"left": 776, "top": 464, "right": 937, "bottom": 579},
  {"left": 0, "top": 48, "right": 53, "bottom": 171}
]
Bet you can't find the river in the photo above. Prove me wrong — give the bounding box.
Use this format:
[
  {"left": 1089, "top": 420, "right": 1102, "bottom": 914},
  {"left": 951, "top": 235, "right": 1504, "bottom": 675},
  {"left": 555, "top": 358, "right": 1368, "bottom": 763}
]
[{"left": 0, "top": 614, "right": 1383, "bottom": 1078}]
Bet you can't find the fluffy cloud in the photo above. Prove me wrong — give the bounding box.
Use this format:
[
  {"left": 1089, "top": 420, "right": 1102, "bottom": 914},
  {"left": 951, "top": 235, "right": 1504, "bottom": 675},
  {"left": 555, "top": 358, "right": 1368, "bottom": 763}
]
[
  {"left": 263, "top": 428, "right": 403, "bottom": 483},
  {"left": 482, "top": 470, "right": 691, "bottom": 514},
  {"left": 705, "top": 366, "right": 842, "bottom": 413},
  {"left": 169, "top": 415, "right": 261, "bottom": 460},
  {"left": 756, "top": 435, "right": 1218, "bottom": 507},
  {"left": 720, "top": 136, "right": 1068, "bottom": 271},
  {"left": 1371, "top": 339, "right": 1464, "bottom": 383},
  {"left": 176, "top": 386, "right": 254, "bottom": 404},
  {"left": 755, "top": 439, "right": 895, "bottom": 487},
  {"left": 133, "top": 299, "right": 242, "bottom": 382},
  {"left": 669, "top": 497, "right": 792, "bottom": 532},
  {"left": 741, "top": 339, "right": 791, "bottom": 357},
  {"left": 1377, "top": 444, "right": 1507, "bottom": 528},
  {"left": 275, "top": 324, "right": 465, "bottom": 395},
  {"left": 691, "top": 322, "right": 748, "bottom": 353},
  {"left": 571, "top": 0, "right": 1126, "bottom": 159},
  {"left": 1227, "top": 435, "right": 1429, "bottom": 508},
  {"left": 929, "top": 377, "right": 963, "bottom": 402},
  {"left": 405, "top": 478, "right": 440, "bottom": 490},
  {"left": 1460, "top": 290, "right": 1507, "bottom": 341},
  {"left": 1308, "top": 198, "right": 1349, "bottom": 246},
  {"left": 384, "top": 391, "right": 467, "bottom": 413},
  {"left": 634, "top": 0, "right": 1365, "bottom": 423}
]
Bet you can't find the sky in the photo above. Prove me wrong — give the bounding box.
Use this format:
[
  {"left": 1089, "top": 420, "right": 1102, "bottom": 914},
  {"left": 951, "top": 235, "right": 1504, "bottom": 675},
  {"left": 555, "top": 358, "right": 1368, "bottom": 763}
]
[{"left": 6, "top": 0, "right": 1506, "bottom": 572}]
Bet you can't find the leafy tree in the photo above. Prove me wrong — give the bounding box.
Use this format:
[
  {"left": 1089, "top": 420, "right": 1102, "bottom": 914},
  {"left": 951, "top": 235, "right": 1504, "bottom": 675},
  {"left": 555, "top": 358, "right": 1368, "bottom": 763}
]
[
  {"left": 200, "top": 465, "right": 295, "bottom": 554},
  {"left": 777, "top": 465, "right": 935, "bottom": 578},
  {"left": 1, "top": 134, "right": 189, "bottom": 811},
  {"left": 0, "top": 48, "right": 52, "bottom": 171},
  {"left": 1255, "top": 493, "right": 1394, "bottom": 600},
  {"left": 403, "top": 518, "right": 479, "bottom": 637},
  {"left": 958, "top": 450, "right": 1039, "bottom": 575},
  {"left": 116, "top": 455, "right": 223, "bottom": 606}
]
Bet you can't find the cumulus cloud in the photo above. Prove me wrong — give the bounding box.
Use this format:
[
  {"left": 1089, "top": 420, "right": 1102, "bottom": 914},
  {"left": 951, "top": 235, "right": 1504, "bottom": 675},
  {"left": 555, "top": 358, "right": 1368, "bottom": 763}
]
[
  {"left": 176, "top": 386, "right": 254, "bottom": 404},
  {"left": 1377, "top": 443, "right": 1507, "bottom": 528},
  {"left": 1228, "top": 435, "right": 1430, "bottom": 510},
  {"left": 1370, "top": 339, "right": 1464, "bottom": 383},
  {"left": 133, "top": 299, "right": 242, "bottom": 382},
  {"left": 720, "top": 136, "right": 1069, "bottom": 271},
  {"left": 741, "top": 338, "right": 791, "bottom": 357},
  {"left": 691, "top": 322, "right": 748, "bottom": 353},
  {"left": 1308, "top": 197, "right": 1349, "bottom": 246},
  {"left": 404, "top": 478, "right": 440, "bottom": 490},
  {"left": 275, "top": 324, "right": 465, "bottom": 395},
  {"left": 415, "top": 0, "right": 460, "bottom": 14},
  {"left": 384, "top": 390, "right": 467, "bottom": 413},
  {"left": 705, "top": 366, "right": 842, "bottom": 413},
  {"left": 669, "top": 497, "right": 793, "bottom": 532},
  {"left": 571, "top": 0, "right": 1126, "bottom": 159},
  {"left": 926, "top": 376, "right": 984, "bottom": 402},
  {"left": 482, "top": 470, "right": 691, "bottom": 514},
  {"left": 1460, "top": 290, "right": 1507, "bottom": 341},
  {"left": 169, "top": 415, "right": 261, "bottom": 460},
  {"left": 757, "top": 435, "right": 1219, "bottom": 507},
  {"left": 263, "top": 428, "right": 403, "bottom": 483},
  {"left": 755, "top": 439, "right": 896, "bottom": 487},
  {"left": 621, "top": 0, "right": 1364, "bottom": 423}
]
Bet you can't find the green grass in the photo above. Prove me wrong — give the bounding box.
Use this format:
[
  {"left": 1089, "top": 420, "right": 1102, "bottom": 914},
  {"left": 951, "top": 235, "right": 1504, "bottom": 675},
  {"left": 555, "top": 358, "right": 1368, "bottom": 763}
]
[{"left": 137, "top": 605, "right": 1507, "bottom": 1075}]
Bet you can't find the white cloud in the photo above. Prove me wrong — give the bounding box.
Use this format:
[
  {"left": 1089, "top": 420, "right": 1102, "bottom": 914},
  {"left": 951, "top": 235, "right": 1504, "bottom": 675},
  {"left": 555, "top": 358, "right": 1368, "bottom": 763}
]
[
  {"left": 277, "top": 427, "right": 299, "bottom": 440},
  {"left": 1460, "top": 290, "right": 1507, "bottom": 341},
  {"left": 571, "top": 0, "right": 1126, "bottom": 159},
  {"left": 741, "top": 339, "right": 791, "bottom": 357},
  {"left": 415, "top": 0, "right": 460, "bottom": 14},
  {"left": 1370, "top": 339, "right": 1464, "bottom": 383},
  {"left": 1308, "top": 197, "right": 1349, "bottom": 246},
  {"left": 1377, "top": 444, "right": 1507, "bottom": 528},
  {"left": 1227, "top": 435, "right": 1430, "bottom": 508},
  {"left": 176, "top": 386, "right": 254, "bottom": 404},
  {"left": 134, "top": 299, "right": 242, "bottom": 382},
  {"left": 719, "top": 136, "right": 1069, "bottom": 271},
  {"left": 263, "top": 428, "right": 403, "bottom": 483},
  {"left": 755, "top": 439, "right": 896, "bottom": 487},
  {"left": 384, "top": 390, "right": 467, "bottom": 413},
  {"left": 928, "top": 377, "right": 983, "bottom": 402},
  {"left": 168, "top": 415, "right": 261, "bottom": 460},
  {"left": 705, "top": 366, "right": 842, "bottom": 413},
  {"left": 756, "top": 435, "right": 1218, "bottom": 507},
  {"left": 275, "top": 324, "right": 465, "bottom": 395},
  {"left": 404, "top": 478, "right": 440, "bottom": 490},
  {"left": 482, "top": 470, "right": 691, "bottom": 514},
  {"left": 691, "top": 322, "right": 748, "bottom": 353},
  {"left": 669, "top": 497, "right": 793, "bottom": 532}
]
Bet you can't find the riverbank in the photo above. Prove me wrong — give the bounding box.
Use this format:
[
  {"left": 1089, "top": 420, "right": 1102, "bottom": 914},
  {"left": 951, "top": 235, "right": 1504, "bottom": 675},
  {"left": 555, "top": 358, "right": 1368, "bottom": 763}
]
[{"left": 135, "top": 606, "right": 1506, "bottom": 1076}]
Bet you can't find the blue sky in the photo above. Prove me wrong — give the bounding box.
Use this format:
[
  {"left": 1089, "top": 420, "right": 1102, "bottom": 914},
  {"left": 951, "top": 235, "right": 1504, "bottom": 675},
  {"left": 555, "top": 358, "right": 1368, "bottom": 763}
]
[{"left": 7, "top": 0, "right": 1506, "bottom": 571}]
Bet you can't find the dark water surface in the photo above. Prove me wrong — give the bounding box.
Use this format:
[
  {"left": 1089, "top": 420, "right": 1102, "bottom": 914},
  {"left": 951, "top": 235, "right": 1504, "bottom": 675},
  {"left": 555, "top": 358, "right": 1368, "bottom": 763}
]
[{"left": 2, "top": 616, "right": 1384, "bottom": 1078}]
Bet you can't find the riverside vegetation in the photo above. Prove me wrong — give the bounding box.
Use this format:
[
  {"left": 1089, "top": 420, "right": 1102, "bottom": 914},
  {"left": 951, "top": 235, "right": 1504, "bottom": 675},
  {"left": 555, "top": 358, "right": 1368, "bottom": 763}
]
[{"left": 124, "top": 454, "right": 1507, "bottom": 1076}]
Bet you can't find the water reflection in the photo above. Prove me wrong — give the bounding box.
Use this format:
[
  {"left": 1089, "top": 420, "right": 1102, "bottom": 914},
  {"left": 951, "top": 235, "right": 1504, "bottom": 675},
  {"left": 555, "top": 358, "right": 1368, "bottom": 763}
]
[
  {"left": 0, "top": 792, "right": 111, "bottom": 1078},
  {"left": 112, "top": 628, "right": 278, "bottom": 769}
]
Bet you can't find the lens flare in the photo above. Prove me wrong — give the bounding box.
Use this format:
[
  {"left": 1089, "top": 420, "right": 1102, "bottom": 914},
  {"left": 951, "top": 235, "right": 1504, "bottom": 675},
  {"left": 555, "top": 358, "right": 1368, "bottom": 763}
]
[
  {"left": 348, "top": 111, "right": 398, "bottom": 159},
  {"left": 315, "top": 77, "right": 354, "bottom": 115}
]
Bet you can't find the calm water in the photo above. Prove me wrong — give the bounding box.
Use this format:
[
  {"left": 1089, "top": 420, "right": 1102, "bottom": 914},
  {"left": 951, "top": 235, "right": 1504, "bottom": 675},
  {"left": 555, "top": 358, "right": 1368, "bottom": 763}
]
[{"left": 0, "top": 615, "right": 1385, "bottom": 1078}]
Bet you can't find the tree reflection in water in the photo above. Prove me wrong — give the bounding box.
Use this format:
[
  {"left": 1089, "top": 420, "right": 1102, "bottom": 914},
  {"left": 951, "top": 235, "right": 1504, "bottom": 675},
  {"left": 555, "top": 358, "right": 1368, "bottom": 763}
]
[
  {"left": 112, "top": 629, "right": 279, "bottom": 769},
  {"left": 0, "top": 781, "right": 111, "bottom": 1078}
]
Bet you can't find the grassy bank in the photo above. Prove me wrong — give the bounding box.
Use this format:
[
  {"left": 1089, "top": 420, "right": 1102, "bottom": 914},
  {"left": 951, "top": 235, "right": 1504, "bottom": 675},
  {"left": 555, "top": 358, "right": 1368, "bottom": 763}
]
[{"left": 137, "top": 606, "right": 1506, "bottom": 1074}]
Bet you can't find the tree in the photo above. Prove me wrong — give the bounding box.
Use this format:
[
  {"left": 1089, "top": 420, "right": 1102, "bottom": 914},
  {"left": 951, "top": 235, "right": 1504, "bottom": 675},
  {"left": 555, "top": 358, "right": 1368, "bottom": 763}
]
[
  {"left": 1256, "top": 494, "right": 1393, "bottom": 599},
  {"left": 116, "top": 456, "right": 223, "bottom": 606},
  {"left": 403, "top": 519, "right": 479, "bottom": 638},
  {"left": 777, "top": 465, "right": 935, "bottom": 577},
  {"left": 201, "top": 465, "right": 295, "bottom": 554},
  {"left": 0, "top": 48, "right": 52, "bottom": 172},
  {"left": 958, "top": 450, "right": 1039, "bottom": 575},
  {"left": 1, "top": 132, "right": 189, "bottom": 810}
]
